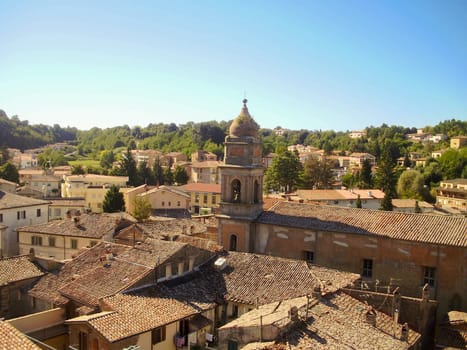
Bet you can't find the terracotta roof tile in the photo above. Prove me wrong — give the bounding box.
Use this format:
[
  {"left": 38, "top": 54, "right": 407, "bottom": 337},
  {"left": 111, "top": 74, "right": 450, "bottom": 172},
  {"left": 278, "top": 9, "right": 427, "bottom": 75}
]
[
  {"left": 0, "top": 190, "right": 49, "bottom": 209},
  {"left": 18, "top": 213, "right": 119, "bottom": 239},
  {"left": 270, "top": 291, "right": 420, "bottom": 349},
  {"left": 0, "top": 255, "right": 44, "bottom": 285},
  {"left": 161, "top": 252, "right": 358, "bottom": 307},
  {"left": 0, "top": 321, "right": 41, "bottom": 350},
  {"left": 258, "top": 202, "right": 467, "bottom": 247},
  {"left": 179, "top": 183, "right": 221, "bottom": 193},
  {"left": 29, "top": 240, "right": 185, "bottom": 306},
  {"left": 67, "top": 293, "right": 198, "bottom": 342}
]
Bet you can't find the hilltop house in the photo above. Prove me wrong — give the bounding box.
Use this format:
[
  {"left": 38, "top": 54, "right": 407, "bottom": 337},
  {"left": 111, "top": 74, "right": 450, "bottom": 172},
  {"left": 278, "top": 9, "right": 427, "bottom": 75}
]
[{"left": 435, "top": 178, "right": 467, "bottom": 213}]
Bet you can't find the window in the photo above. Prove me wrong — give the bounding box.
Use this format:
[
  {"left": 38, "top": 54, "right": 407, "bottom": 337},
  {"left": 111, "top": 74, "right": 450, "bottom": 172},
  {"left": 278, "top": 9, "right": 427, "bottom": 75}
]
[
  {"left": 304, "top": 251, "right": 314, "bottom": 264},
  {"left": 36, "top": 208, "right": 41, "bottom": 217},
  {"left": 90, "top": 240, "right": 98, "bottom": 247},
  {"left": 17, "top": 211, "right": 26, "bottom": 220},
  {"left": 203, "top": 195, "right": 208, "bottom": 204},
  {"left": 0, "top": 213, "right": 3, "bottom": 223},
  {"left": 31, "top": 236, "right": 43, "bottom": 246},
  {"left": 152, "top": 326, "right": 166, "bottom": 344},
  {"left": 79, "top": 332, "right": 88, "bottom": 350},
  {"left": 229, "top": 235, "right": 237, "bottom": 251},
  {"left": 232, "top": 304, "right": 239, "bottom": 318},
  {"left": 48, "top": 237, "right": 56, "bottom": 247},
  {"left": 195, "top": 194, "right": 199, "bottom": 203},
  {"left": 228, "top": 340, "right": 238, "bottom": 350},
  {"left": 168, "top": 201, "right": 171, "bottom": 207},
  {"left": 362, "top": 259, "right": 373, "bottom": 278},
  {"left": 71, "top": 239, "right": 78, "bottom": 249},
  {"left": 423, "top": 267, "right": 436, "bottom": 287},
  {"left": 172, "top": 263, "right": 179, "bottom": 276},
  {"left": 212, "top": 196, "right": 216, "bottom": 205},
  {"left": 162, "top": 201, "right": 165, "bottom": 206},
  {"left": 177, "top": 201, "right": 181, "bottom": 207},
  {"left": 54, "top": 208, "right": 61, "bottom": 217}
]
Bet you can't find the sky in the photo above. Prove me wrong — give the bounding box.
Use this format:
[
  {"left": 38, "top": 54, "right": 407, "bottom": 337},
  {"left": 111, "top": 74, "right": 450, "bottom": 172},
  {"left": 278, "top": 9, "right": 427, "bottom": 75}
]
[{"left": 0, "top": 0, "right": 466, "bottom": 132}]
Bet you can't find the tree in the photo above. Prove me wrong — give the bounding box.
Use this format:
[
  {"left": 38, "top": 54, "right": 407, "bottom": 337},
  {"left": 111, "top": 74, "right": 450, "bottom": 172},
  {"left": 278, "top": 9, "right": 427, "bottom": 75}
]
[
  {"left": 360, "top": 158, "right": 373, "bottom": 188},
  {"left": 174, "top": 165, "right": 189, "bottom": 185},
  {"left": 133, "top": 196, "right": 151, "bottom": 222},
  {"left": 397, "top": 170, "right": 426, "bottom": 200},
  {"left": 153, "top": 156, "right": 164, "bottom": 186},
  {"left": 99, "top": 150, "right": 115, "bottom": 169},
  {"left": 71, "top": 164, "right": 85, "bottom": 175},
  {"left": 136, "top": 161, "right": 154, "bottom": 186},
  {"left": 375, "top": 147, "right": 397, "bottom": 198},
  {"left": 0, "top": 162, "right": 19, "bottom": 183},
  {"left": 163, "top": 167, "right": 174, "bottom": 185},
  {"left": 264, "top": 150, "right": 303, "bottom": 193},
  {"left": 414, "top": 200, "right": 422, "bottom": 213},
  {"left": 355, "top": 194, "right": 362, "bottom": 208},
  {"left": 379, "top": 192, "right": 393, "bottom": 211},
  {"left": 119, "top": 148, "right": 138, "bottom": 186},
  {"left": 302, "top": 156, "right": 334, "bottom": 189},
  {"left": 103, "top": 185, "right": 125, "bottom": 213}
]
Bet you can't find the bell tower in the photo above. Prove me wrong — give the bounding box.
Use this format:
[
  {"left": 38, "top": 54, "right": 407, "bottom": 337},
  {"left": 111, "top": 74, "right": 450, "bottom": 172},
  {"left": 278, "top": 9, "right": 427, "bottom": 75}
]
[{"left": 217, "top": 99, "right": 264, "bottom": 252}]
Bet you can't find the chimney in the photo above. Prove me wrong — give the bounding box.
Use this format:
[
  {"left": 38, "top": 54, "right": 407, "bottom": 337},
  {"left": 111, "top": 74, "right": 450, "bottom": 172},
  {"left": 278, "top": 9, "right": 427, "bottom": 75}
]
[
  {"left": 28, "top": 247, "right": 35, "bottom": 261},
  {"left": 422, "top": 284, "right": 430, "bottom": 301},
  {"left": 365, "top": 307, "right": 377, "bottom": 326},
  {"left": 400, "top": 323, "right": 409, "bottom": 341},
  {"left": 312, "top": 285, "right": 322, "bottom": 301},
  {"left": 66, "top": 210, "right": 72, "bottom": 219},
  {"left": 73, "top": 216, "right": 80, "bottom": 227}
]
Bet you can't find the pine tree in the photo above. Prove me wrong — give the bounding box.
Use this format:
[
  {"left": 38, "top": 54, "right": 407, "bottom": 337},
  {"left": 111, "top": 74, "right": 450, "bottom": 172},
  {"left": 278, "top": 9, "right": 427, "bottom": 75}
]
[
  {"left": 414, "top": 200, "right": 422, "bottom": 213},
  {"left": 379, "top": 192, "right": 393, "bottom": 211},
  {"left": 153, "top": 156, "right": 164, "bottom": 186},
  {"left": 103, "top": 185, "right": 125, "bottom": 213},
  {"left": 355, "top": 194, "right": 362, "bottom": 208},
  {"left": 120, "top": 148, "right": 138, "bottom": 186},
  {"left": 174, "top": 165, "right": 189, "bottom": 185},
  {"left": 133, "top": 196, "right": 151, "bottom": 221}
]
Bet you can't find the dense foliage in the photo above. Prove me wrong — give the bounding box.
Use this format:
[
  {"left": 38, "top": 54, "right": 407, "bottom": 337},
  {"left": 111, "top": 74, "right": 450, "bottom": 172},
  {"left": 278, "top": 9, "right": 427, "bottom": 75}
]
[
  {"left": 1, "top": 109, "right": 465, "bottom": 200},
  {"left": 0, "top": 110, "right": 77, "bottom": 150}
]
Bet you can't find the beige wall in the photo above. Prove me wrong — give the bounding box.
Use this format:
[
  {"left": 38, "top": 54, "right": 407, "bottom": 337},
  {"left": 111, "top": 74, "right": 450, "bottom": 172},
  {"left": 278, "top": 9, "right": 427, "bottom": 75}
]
[
  {"left": 18, "top": 231, "right": 102, "bottom": 260},
  {"left": 253, "top": 222, "right": 467, "bottom": 317},
  {"left": 8, "top": 308, "right": 65, "bottom": 333},
  {"left": 141, "top": 190, "right": 189, "bottom": 210},
  {"left": 188, "top": 191, "right": 221, "bottom": 214}
]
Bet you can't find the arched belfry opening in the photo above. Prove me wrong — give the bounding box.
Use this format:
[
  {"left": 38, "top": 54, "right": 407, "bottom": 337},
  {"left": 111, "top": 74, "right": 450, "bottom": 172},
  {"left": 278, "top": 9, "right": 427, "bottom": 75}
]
[
  {"left": 254, "top": 180, "right": 260, "bottom": 204},
  {"left": 231, "top": 179, "right": 241, "bottom": 203}
]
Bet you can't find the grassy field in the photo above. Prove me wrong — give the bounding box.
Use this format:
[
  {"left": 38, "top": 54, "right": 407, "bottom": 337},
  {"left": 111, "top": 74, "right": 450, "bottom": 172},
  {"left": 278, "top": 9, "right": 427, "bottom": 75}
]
[{"left": 68, "top": 159, "right": 102, "bottom": 170}]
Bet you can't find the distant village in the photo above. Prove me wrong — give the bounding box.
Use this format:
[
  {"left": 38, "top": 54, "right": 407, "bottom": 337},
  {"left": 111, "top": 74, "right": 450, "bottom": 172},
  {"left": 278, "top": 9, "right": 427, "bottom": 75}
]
[{"left": 0, "top": 101, "right": 466, "bottom": 349}]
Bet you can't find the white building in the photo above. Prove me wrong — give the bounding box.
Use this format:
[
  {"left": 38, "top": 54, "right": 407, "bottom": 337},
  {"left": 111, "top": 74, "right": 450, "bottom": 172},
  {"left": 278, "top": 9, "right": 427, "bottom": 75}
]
[{"left": 0, "top": 191, "right": 49, "bottom": 257}]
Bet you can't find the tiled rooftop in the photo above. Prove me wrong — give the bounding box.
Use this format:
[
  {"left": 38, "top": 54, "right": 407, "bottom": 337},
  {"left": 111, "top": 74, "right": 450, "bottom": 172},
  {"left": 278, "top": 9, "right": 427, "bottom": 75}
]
[
  {"left": 0, "top": 190, "right": 49, "bottom": 209},
  {"left": 179, "top": 183, "right": 221, "bottom": 193},
  {"left": 0, "top": 321, "right": 41, "bottom": 350},
  {"left": 265, "top": 291, "right": 420, "bottom": 350},
  {"left": 160, "top": 251, "right": 359, "bottom": 307},
  {"left": 67, "top": 293, "right": 198, "bottom": 343},
  {"left": 18, "top": 213, "right": 120, "bottom": 239},
  {"left": 0, "top": 255, "right": 44, "bottom": 285},
  {"left": 29, "top": 240, "right": 186, "bottom": 306},
  {"left": 258, "top": 202, "right": 467, "bottom": 247}
]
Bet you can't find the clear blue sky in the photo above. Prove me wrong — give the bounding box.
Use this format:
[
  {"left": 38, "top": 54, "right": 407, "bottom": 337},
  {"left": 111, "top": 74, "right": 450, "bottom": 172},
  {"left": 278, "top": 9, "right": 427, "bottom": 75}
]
[{"left": 1, "top": 0, "right": 466, "bottom": 131}]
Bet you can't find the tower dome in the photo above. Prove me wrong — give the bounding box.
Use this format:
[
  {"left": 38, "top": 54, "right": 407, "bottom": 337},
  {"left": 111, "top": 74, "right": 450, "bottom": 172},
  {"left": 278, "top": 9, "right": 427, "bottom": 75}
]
[{"left": 229, "top": 99, "right": 259, "bottom": 137}]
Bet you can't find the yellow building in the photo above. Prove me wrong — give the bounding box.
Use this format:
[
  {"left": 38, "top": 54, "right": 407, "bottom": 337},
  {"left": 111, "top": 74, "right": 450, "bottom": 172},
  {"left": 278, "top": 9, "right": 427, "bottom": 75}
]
[
  {"left": 179, "top": 183, "right": 221, "bottom": 214},
  {"left": 436, "top": 178, "right": 467, "bottom": 213},
  {"left": 17, "top": 213, "right": 128, "bottom": 261}
]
